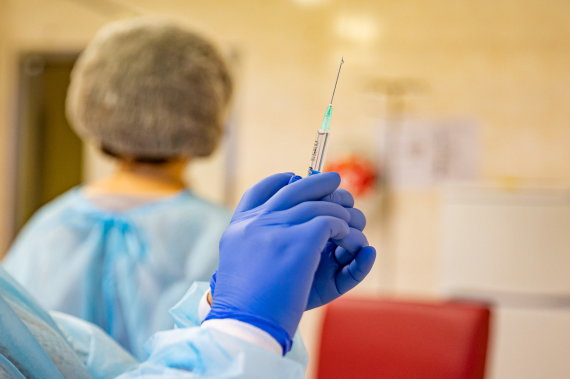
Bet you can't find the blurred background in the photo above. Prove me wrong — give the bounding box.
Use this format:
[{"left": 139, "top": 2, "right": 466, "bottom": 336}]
[{"left": 0, "top": 0, "right": 569, "bottom": 377}]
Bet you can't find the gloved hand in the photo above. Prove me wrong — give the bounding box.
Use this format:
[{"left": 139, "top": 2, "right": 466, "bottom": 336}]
[
  {"left": 289, "top": 175, "right": 376, "bottom": 310},
  {"left": 205, "top": 172, "right": 353, "bottom": 353},
  {"left": 209, "top": 175, "right": 377, "bottom": 311}
]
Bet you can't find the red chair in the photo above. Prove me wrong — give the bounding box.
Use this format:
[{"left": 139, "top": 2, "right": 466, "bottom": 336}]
[{"left": 316, "top": 297, "right": 491, "bottom": 379}]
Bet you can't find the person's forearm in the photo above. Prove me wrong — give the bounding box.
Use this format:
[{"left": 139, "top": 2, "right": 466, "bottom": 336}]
[{"left": 118, "top": 283, "right": 305, "bottom": 378}]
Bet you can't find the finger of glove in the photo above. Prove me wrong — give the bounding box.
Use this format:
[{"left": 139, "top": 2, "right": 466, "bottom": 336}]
[
  {"left": 333, "top": 229, "right": 369, "bottom": 264},
  {"left": 301, "top": 216, "right": 350, "bottom": 247},
  {"left": 235, "top": 172, "right": 294, "bottom": 213},
  {"left": 346, "top": 208, "right": 366, "bottom": 231},
  {"left": 290, "top": 177, "right": 353, "bottom": 209},
  {"left": 265, "top": 172, "right": 341, "bottom": 211},
  {"left": 277, "top": 201, "right": 351, "bottom": 225},
  {"left": 336, "top": 246, "right": 377, "bottom": 294},
  {"left": 321, "top": 188, "right": 354, "bottom": 208}
]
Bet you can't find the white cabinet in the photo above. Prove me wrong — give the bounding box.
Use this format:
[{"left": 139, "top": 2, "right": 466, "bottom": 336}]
[{"left": 440, "top": 185, "right": 570, "bottom": 379}]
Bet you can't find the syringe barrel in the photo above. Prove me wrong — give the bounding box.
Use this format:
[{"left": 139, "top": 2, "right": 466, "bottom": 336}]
[{"left": 308, "top": 130, "right": 330, "bottom": 175}]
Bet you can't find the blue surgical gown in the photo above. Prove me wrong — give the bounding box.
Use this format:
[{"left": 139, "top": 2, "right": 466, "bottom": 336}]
[
  {"left": 0, "top": 266, "right": 308, "bottom": 378},
  {"left": 3, "top": 188, "right": 230, "bottom": 359}
]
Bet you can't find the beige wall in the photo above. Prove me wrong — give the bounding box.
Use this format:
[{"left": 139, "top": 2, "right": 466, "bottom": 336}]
[
  {"left": 2, "top": 0, "right": 569, "bottom": 279},
  {"left": 1, "top": 0, "right": 569, "bottom": 377},
  {"left": 0, "top": 0, "right": 12, "bottom": 253}
]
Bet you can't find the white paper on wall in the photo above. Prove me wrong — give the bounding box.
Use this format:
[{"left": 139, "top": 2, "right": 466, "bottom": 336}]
[{"left": 381, "top": 118, "right": 479, "bottom": 188}]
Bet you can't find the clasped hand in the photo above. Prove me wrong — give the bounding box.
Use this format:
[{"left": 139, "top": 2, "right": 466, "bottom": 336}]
[{"left": 206, "top": 172, "right": 376, "bottom": 353}]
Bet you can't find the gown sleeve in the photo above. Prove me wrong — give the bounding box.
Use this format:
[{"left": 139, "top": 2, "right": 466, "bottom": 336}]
[{"left": 53, "top": 282, "right": 307, "bottom": 378}]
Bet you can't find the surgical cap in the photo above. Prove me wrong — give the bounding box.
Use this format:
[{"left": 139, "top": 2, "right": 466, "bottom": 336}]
[{"left": 66, "top": 18, "right": 233, "bottom": 159}]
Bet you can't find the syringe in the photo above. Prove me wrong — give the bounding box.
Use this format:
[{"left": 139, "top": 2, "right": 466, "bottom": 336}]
[{"left": 308, "top": 58, "right": 344, "bottom": 176}]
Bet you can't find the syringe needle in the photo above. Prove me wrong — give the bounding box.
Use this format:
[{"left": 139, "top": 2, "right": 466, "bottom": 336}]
[
  {"left": 309, "top": 58, "right": 345, "bottom": 175},
  {"left": 329, "top": 57, "right": 345, "bottom": 105}
]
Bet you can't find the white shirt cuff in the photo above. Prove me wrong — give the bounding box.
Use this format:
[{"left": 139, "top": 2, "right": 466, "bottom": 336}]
[
  {"left": 202, "top": 318, "right": 282, "bottom": 356},
  {"left": 199, "top": 291, "right": 282, "bottom": 355}
]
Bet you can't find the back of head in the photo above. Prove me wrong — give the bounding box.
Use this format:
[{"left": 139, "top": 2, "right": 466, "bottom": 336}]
[{"left": 67, "top": 18, "right": 233, "bottom": 161}]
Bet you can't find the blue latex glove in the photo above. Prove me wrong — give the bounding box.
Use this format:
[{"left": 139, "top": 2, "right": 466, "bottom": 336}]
[
  {"left": 205, "top": 172, "right": 352, "bottom": 353},
  {"left": 209, "top": 175, "right": 376, "bottom": 311},
  {"left": 210, "top": 176, "right": 376, "bottom": 310}
]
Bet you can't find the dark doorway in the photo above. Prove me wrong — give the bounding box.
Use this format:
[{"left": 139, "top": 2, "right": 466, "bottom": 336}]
[{"left": 13, "top": 53, "right": 83, "bottom": 233}]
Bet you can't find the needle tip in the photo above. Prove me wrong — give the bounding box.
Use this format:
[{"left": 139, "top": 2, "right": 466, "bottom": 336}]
[{"left": 329, "top": 58, "right": 345, "bottom": 104}]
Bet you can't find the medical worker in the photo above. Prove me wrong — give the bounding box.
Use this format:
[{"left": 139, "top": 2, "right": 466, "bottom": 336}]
[
  {"left": 3, "top": 18, "right": 233, "bottom": 358},
  {"left": 0, "top": 172, "right": 376, "bottom": 378}
]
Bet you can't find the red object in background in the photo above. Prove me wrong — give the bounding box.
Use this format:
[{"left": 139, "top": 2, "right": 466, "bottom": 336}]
[
  {"left": 317, "top": 297, "right": 491, "bottom": 379},
  {"left": 325, "top": 155, "right": 377, "bottom": 197}
]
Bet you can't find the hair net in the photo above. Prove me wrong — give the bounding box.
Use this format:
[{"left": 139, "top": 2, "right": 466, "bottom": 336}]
[{"left": 66, "top": 18, "right": 233, "bottom": 159}]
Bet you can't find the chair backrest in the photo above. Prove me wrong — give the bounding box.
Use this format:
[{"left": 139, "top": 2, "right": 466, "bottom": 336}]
[{"left": 316, "top": 297, "right": 491, "bottom": 379}]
